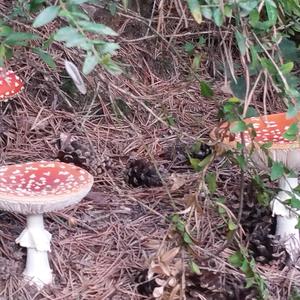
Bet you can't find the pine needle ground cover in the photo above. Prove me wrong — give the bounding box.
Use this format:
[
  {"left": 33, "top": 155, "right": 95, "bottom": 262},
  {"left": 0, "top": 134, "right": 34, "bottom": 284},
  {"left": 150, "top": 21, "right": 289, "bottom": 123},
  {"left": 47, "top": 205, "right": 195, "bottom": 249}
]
[{"left": 0, "top": 1, "right": 299, "bottom": 299}]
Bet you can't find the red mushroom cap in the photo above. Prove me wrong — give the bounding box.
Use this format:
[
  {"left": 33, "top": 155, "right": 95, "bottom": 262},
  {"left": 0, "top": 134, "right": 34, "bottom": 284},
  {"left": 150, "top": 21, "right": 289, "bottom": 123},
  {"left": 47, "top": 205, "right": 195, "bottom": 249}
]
[
  {"left": 0, "top": 67, "right": 24, "bottom": 101},
  {"left": 0, "top": 161, "right": 94, "bottom": 214},
  {"left": 212, "top": 112, "right": 300, "bottom": 149}
]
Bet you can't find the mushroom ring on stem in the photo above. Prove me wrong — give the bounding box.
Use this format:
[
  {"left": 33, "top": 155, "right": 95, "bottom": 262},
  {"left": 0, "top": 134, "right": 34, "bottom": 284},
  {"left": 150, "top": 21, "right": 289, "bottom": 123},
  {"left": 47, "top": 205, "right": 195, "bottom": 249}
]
[
  {"left": 0, "top": 161, "right": 94, "bottom": 288},
  {"left": 211, "top": 112, "right": 300, "bottom": 261}
]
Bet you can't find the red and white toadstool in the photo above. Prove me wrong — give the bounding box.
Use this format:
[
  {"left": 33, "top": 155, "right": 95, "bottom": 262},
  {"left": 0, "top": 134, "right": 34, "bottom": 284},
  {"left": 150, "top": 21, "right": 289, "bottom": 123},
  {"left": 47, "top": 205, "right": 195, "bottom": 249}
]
[
  {"left": 0, "top": 67, "right": 24, "bottom": 101},
  {"left": 211, "top": 112, "right": 300, "bottom": 261},
  {"left": 0, "top": 161, "right": 93, "bottom": 288}
]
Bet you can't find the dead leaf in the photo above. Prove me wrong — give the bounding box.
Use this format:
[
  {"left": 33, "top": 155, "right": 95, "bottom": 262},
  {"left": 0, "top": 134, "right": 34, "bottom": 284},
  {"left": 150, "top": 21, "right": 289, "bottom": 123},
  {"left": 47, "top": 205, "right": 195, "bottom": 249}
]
[
  {"left": 184, "top": 193, "right": 202, "bottom": 214},
  {"left": 67, "top": 216, "right": 77, "bottom": 227},
  {"left": 168, "top": 284, "right": 181, "bottom": 299},
  {"left": 220, "top": 83, "right": 233, "bottom": 95},
  {"left": 153, "top": 286, "right": 164, "bottom": 298},
  {"left": 143, "top": 239, "right": 162, "bottom": 250},
  {"left": 170, "top": 174, "right": 186, "bottom": 191},
  {"left": 150, "top": 261, "right": 171, "bottom": 277},
  {"left": 64, "top": 60, "right": 87, "bottom": 95},
  {"left": 160, "top": 247, "right": 180, "bottom": 263},
  {"left": 168, "top": 277, "right": 177, "bottom": 288}
]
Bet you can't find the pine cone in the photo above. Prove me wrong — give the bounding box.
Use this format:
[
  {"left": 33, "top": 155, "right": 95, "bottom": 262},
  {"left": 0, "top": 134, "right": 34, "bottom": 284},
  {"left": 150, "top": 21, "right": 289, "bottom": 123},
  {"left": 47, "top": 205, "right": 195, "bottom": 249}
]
[
  {"left": 233, "top": 182, "right": 287, "bottom": 264},
  {"left": 188, "top": 142, "right": 212, "bottom": 160},
  {"left": 134, "top": 269, "right": 159, "bottom": 297},
  {"left": 57, "top": 139, "right": 93, "bottom": 171},
  {"left": 124, "top": 159, "right": 163, "bottom": 187},
  {"left": 90, "top": 155, "right": 114, "bottom": 175},
  {"left": 186, "top": 272, "right": 259, "bottom": 300},
  {"left": 57, "top": 134, "right": 114, "bottom": 175}
]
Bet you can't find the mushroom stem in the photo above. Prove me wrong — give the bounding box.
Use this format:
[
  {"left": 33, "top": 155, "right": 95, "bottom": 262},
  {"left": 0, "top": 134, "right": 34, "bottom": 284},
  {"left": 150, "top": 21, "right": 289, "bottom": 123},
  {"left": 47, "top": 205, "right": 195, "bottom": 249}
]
[
  {"left": 271, "top": 176, "right": 300, "bottom": 261},
  {"left": 15, "top": 214, "right": 52, "bottom": 288}
]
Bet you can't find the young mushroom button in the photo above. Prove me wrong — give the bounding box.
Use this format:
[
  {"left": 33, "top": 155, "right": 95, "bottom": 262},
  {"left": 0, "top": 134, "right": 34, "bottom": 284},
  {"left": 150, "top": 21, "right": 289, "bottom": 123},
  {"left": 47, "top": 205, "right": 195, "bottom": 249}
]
[
  {"left": 0, "top": 161, "right": 94, "bottom": 288},
  {"left": 210, "top": 112, "right": 300, "bottom": 262},
  {"left": 0, "top": 67, "right": 24, "bottom": 101}
]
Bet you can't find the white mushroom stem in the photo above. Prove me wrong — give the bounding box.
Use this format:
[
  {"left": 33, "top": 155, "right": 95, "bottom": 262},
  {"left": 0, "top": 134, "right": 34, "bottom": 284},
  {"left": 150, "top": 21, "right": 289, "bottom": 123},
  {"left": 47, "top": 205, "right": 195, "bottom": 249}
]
[
  {"left": 15, "top": 214, "right": 52, "bottom": 288},
  {"left": 271, "top": 176, "right": 300, "bottom": 261}
]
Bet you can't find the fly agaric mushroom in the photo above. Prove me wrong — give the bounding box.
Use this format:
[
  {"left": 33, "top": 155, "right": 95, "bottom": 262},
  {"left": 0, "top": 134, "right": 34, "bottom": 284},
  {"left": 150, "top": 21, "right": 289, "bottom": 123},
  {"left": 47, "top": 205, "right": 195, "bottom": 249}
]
[
  {"left": 211, "top": 112, "right": 300, "bottom": 261},
  {"left": 0, "top": 161, "right": 93, "bottom": 288},
  {"left": 0, "top": 67, "right": 24, "bottom": 101}
]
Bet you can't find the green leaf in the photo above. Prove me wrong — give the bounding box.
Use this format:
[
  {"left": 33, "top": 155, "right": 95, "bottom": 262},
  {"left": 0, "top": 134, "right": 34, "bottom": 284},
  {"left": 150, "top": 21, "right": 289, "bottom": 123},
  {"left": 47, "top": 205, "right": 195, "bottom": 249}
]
[
  {"left": 266, "top": 2, "right": 278, "bottom": 25},
  {"left": 4, "top": 32, "right": 39, "bottom": 45},
  {"left": 230, "top": 121, "right": 247, "bottom": 133},
  {"left": 69, "top": 0, "right": 89, "bottom": 3},
  {"left": 245, "top": 106, "right": 259, "bottom": 118},
  {"left": 228, "top": 251, "right": 243, "bottom": 267},
  {"left": 29, "top": 0, "right": 45, "bottom": 13},
  {"left": 189, "top": 261, "right": 201, "bottom": 275},
  {"left": 176, "top": 220, "right": 185, "bottom": 233},
  {"left": 216, "top": 197, "right": 226, "bottom": 215},
  {"left": 235, "top": 30, "right": 246, "bottom": 56},
  {"left": 239, "top": 0, "right": 259, "bottom": 13},
  {"left": 236, "top": 155, "right": 246, "bottom": 170},
  {"left": 0, "top": 25, "right": 13, "bottom": 37},
  {"left": 122, "top": 0, "right": 129, "bottom": 10},
  {"left": 192, "top": 54, "right": 201, "bottom": 70},
  {"left": 166, "top": 115, "right": 176, "bottom": 126},
  {"left": 201, "top": 7, "right": 212, "bottom": 20},
  {"left": 279, "top": 38, "right": 300, "bottom": 63},
  {"left": 101, "top": 55, "right": 122, "bottom": 75},
  {"left": 290, "top": 197, "right": 300, "bottom": 209},
  {"left": 184, "top": 42, "right": 195, "bottom": 54},
  {"left": 261, "top": 141, "right": 273, "bottom": 149},
  {"left": 77, "top": 21, "right": 118, "bottom": 36},
  {"left": 83, "top": 53, "right": 98, "bottom": 75},
  {"left": 33, "top": 6, "right": 60, "bottom": 28},
  {"left": 261, "top": 58, "right": 277, "bottom": 75},
  {"left": 183, "top": 232, "right": 193, "bottom": 244},
  {"left": 230, "top": 76, "right": 246, "bottom": 100},
  {"left": 287, "top": 104, "right": 297, "bottom": 118},
  {"left": 213, "top": 8, "right": 224, "bottom": 27},
  {"left": 240, "top": 259, "right": 251, "bottom": 274},
  {"left": 280, "top": 62, "right": 294, "bottom": 74},
  {"left": 187, "top": 0, "right": 202, "bottom": 24},
  {"left": 270, "top": 162, "right": 284, "bottom": 181},
  {"left": 54, "top": 27, "right": 78, "bottom": 41},
  {"left": 295, "top": 217, "right": 300, "bottom": 229},
  {"left": 228, "top": 97, "right": 240, "bottom": 104},
  {"left": 245, "top": 277, "right": 256, "bottom": 288},
  {"left": 32, "top": 48, "right": 56, "bottom": 68},
  {"left": 200, "top": 81, "right": 213, "bottom": 97},
  {"left": 189, "top": 153, "right": 213, "bottom": 172},
  {"left": 283, "top": 123, "right": 298, "bottom": 141},
  {"left": 224, "top": 4, "right": 232, "bottom": 18},
  {"left": 228, "top": 219, "right": 238, "bottom": 231},
  {"left": 205, "top": 172, "right": 216, "bottom": 193}
]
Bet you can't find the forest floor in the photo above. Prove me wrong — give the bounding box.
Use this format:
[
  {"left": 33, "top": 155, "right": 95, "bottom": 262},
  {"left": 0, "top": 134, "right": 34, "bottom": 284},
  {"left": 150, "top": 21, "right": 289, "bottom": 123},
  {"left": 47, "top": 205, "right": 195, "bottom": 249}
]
[{"left": 0, "top": 1, "right": 299, "bottom": 300}]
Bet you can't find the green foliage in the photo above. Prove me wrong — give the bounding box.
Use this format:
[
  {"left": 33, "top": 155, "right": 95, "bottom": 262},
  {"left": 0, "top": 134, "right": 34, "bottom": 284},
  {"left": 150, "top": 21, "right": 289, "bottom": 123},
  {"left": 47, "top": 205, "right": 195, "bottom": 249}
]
[
  {"left": 171, "top": 214, "right": 193, "bottom": 245},
  {"left": 200, "top": 80, "right": 214, "bottom": 97},
  {"left": 189, "top": 260, "right": 201, "bottom": 275},
  {"left": 2, "top": 0, "right": 120, "bottom": 74},
  {"left": 270, "top": 161, "right": 285, "bottom": 181},
  {"left": 205, "top": 172, "right": 217, "bottom": 193},
  {"left": 229, "top": 250, "right": 268, "bottom": 299},
  {"left": 187, "top": 0, "right": 300, "bottom": 111},
  {"left": 283, "top": 123, "right": 299, "bottom": 140},
  {"left": 189, "top": 153, "right": 213, "bottom": 172},
  {"left": 229, "top": 120, "right": 247, "bottom": 133}
]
